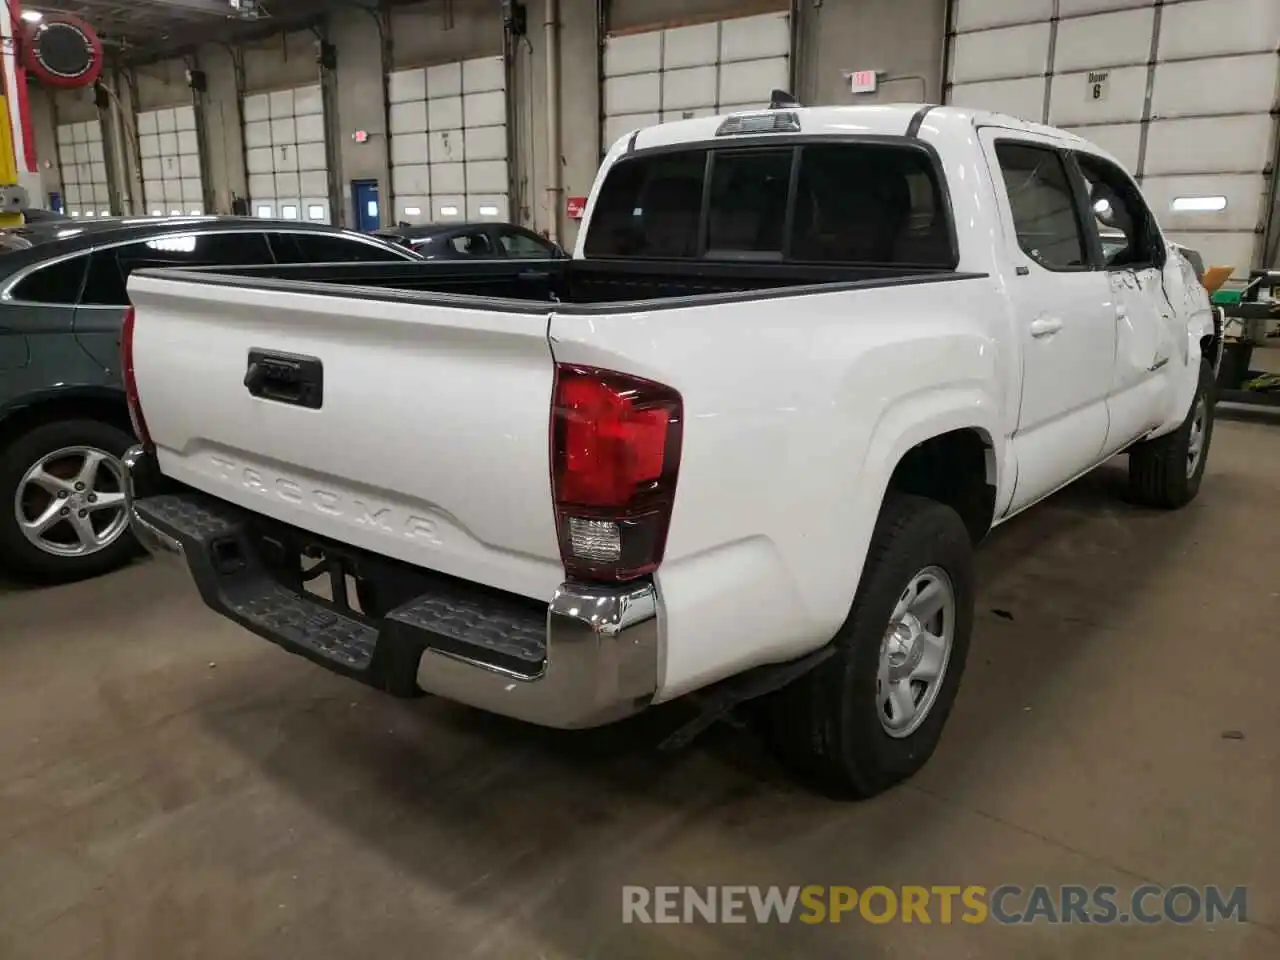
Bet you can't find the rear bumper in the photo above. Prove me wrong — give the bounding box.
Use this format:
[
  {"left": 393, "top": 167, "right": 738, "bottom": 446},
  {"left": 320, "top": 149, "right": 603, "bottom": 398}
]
[{"left": 123, "top": 445, "right": 659, "bottom": 729}]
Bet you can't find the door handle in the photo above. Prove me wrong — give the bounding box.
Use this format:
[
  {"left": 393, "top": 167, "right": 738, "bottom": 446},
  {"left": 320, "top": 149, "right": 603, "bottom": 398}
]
[{"left": 1029, "top": 317, "right": 1063, "bottom": 338}]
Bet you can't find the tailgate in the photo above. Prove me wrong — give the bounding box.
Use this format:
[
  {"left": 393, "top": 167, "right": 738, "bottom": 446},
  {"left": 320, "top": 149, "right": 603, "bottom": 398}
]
[{"left": 127, "top": 272, "right": 563, "bottom": 601}]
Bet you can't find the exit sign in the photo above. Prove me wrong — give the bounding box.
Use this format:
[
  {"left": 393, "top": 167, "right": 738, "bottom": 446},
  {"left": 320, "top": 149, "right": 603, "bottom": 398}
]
[{"left": 849, "top": 70, "right": 878, "bottom": 94}]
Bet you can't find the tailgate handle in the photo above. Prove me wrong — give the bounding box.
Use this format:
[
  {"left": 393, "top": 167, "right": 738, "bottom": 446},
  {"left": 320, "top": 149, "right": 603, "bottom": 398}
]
[{"left": 244, "top": 349, "right": 324, "bottom": 409}]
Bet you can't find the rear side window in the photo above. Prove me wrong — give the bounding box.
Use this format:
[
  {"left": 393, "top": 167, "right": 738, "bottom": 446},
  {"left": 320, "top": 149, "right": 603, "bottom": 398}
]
[
  {"left": 993, "top": 143, "right": 1088, "bottom": 271},
  {"left": 584, "top": 141, "right": 954, "bottom": 267},
  {"left": 81, "top": 232, "right": 274, "bottom": 306},
  {"left": 10, "top": 255, "right": 88, "bottom": 304},
  {"left": 272, "top": 233, "right": 407, "bottom": 263}
]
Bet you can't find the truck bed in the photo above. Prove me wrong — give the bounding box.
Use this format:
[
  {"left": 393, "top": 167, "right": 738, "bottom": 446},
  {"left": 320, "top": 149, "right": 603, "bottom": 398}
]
[{"left": 141, "top": 257, "right": 970, "bottom": 312}]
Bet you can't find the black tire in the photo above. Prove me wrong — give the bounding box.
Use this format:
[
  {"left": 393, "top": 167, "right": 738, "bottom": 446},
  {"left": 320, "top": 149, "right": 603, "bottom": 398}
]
[
  {"left": 764, "top": 493, "right": 975, "bottom": 798},
  {"left": 0, "top": 419, "right": 140, "bottom": 584},
  {"left": 1128, "top": 359, "right": 1215, "bottom": 509}
]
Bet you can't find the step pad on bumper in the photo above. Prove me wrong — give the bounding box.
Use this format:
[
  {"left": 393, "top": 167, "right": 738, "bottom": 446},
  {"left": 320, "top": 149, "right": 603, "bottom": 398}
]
[{"left": 132, "top": 491, "right": 546, "bottom": 694}]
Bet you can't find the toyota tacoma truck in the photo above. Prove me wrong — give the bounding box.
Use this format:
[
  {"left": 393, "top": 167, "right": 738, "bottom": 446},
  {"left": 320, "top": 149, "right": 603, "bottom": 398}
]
[{"left": 121, "top": 105, "right": 1220, "bottom": 797}]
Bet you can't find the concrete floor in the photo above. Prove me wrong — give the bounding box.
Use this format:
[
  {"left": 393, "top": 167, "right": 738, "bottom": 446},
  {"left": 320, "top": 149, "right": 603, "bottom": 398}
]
[{"left": 2, "top": 418, "right": 1278, "bottom": 960}]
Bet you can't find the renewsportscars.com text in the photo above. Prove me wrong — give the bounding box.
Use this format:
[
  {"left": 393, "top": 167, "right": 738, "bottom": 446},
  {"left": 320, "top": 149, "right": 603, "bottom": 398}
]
[{"left": 622, "top": 885, "right": 1248, "bottom": 925}]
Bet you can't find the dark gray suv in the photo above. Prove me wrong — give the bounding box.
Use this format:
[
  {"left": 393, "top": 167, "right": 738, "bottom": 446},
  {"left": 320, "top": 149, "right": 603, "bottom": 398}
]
[{"left": 0, "top": 216, "right": 417, "bottom": 583}]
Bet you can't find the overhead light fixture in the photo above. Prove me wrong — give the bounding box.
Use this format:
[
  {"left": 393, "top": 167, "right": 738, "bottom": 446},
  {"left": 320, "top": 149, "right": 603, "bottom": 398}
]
[
  {"left": 1171, "top": 195, "right": 1227, "bottom": 212},
  {"left": 20, "top": 10, "right": 42, "bottom": 23}
]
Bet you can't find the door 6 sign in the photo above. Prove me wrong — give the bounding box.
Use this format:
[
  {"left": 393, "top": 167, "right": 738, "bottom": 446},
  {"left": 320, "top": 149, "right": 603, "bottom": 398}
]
[{"left": 1086, "top": 71, "right": 1110, "bottom": 102}]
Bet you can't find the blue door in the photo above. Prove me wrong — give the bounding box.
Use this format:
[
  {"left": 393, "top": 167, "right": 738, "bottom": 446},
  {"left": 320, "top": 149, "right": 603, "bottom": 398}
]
[
  {"left": 352, "top": 179, "right": 380, "bottom": 232},
  {"left": 47, "top": 191, "right": 63, "bottom": 213}
]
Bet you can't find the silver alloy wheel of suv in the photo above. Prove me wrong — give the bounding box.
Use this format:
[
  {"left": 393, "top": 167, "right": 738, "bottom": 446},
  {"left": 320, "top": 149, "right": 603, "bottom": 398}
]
[{"left": 15, "top": 445, "right": 130, "bottom": 557}]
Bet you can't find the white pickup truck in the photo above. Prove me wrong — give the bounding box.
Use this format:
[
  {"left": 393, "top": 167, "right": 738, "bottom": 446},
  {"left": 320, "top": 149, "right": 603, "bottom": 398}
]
[{"left": 122, "top": 104, "right": 1220, "bottom": 797}]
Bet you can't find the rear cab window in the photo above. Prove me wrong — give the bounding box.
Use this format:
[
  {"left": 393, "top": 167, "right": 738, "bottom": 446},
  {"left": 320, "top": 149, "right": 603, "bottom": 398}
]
[{"left": 583, "top": 139, "right": 956, "bottom": 269}]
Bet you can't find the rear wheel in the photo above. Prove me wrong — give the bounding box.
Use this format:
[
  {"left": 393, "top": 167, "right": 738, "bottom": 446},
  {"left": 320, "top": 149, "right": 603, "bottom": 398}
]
[
  {"left": 764, "top": 494, "right": 974, "bottom": 798},
  {"left": 1128, "top": 359, "right": 1215, "bottom": 508},
  {"left": 0, "top": 419, "right": 139, "bottom": 583}
]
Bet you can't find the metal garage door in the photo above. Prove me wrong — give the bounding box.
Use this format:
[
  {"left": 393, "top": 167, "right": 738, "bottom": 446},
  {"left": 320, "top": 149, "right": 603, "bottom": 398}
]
[
  {"left": 56, "top": 119, "right": 111, "bottom": 218},
  {"left": 244, "top": 83, "right": 330, "bottom": 223},
  {"left": 138, "top": 105, "right": 203, "bottom": 216},
  {"left": 387, "top": 56, "right": 509, "bottom": 225},
  {"left": 601, "top": 10, "right": 791, "bottom": 153},
  {"left": 946, "top": 0, "right": 1280, "bottom": 275}
]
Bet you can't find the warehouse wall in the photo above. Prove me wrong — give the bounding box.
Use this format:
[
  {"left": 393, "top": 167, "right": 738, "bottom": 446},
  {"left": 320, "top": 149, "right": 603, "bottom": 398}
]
[
  {"left": 331, "top": 4, "right": 389, "bottom": 228},
  {"left": 796, "top": 0, "right": 947, "bottom": 105},
  {"left": 199, "top": 44, "right": 247, "bottom": 214},
  {"left": 27, "top": 85, "right": 60, "bottom": 202},
  {"left": 243, "top": 29, "right": 323, "bottom": 92}
]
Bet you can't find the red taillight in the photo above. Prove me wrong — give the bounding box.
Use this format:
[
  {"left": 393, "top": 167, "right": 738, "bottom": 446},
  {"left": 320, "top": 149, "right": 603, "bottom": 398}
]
[
  {"left": 121, "top": 306, "right": 152, "bottom": 447},
  {"left": 551, "top": 365, "right": 682, "bottom": 582}
]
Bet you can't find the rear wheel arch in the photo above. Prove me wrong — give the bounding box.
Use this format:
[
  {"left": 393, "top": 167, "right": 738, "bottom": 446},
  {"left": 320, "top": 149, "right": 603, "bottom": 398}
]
[{"left": 885, "top": 427, "right": 997, "bottom": 544}]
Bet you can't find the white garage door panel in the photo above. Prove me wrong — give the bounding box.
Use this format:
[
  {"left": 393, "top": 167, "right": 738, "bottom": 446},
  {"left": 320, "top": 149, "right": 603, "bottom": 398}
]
[
  {"left": 955, "top": 0, "right": 1054, "bottom": 31},
  {"left": 1159, "top": 0, "right": 1279, "bottom": 60},
  {"left": 430, "top": 97, "right": 463, "bottom": 129},
  {"left": 1143, "top": 174, "right": 1264, "bottom": 232},
  {"left": 388, "top": 56, "right": 510, "bottom": 224},
  {"left": 722, "top": 57, "right": 789, "bottom": 103},
  {"left": 663, "top": 23, "right": 718, "bottom": 69},
  {"left": 389, "top": 68, "right": 426, "bottom": 103},
  {"left": 602, "top": 11, "right": 791, "bottom": 152},
  {"left": 1167, "top": 232, "right": 1255, "bottom": 273},
  {"left": 464, "top": 125, "right": 507, "bottom": 160},
  {"left": 719, "top": 12, "right": 790, "bottom": 61},
  {"left": 606, "top": 73, "right": 661, "bottom": 114},
  {"left": 246, "top": 81, "right": 331, "bottom": 222},
  {"left": 1065, "top": 123, "right": 1141, "bottom": 170},
  {"left": 244, "top": 121, "right": 271, "bottom": 149},
  {"left": 393, "top": 165, "right": 430, "bottom": 195},
  {"left": 138, "top": 105, "right": 204, "bottom": 216},
  {"left": 1151, "top": 54, "right": 1279, "bottom": 118},
  {"left": 390, "top": 101, "right": 428, "bottom": 135},
  {"left": 606, "top": 32, "right": 661, "bottom": 75},
  {"left": 468, "top": 196, "right": 508, "bottom": 220},
  {"left": 661, "top": 66, "right": 718, "bottom": 111},
  {"left": 950, "top": 77, "right": 1045, "bottom": 121},
  {"left": 1144, "top": 116, "right": 1274, "bottom": 176},
  {"left": 1048, "top": 65, "right": 1147, "bottom": 126},
  {"left": 1053, "top": 8, "right": 1154, "bottom": 73},
  {"left": 466, "top": 160, "right": 508, "bottom": 193},
  {"left": 464, "top": 91, "right": 506, "bottom": 126},
  {"left": 391, "top": 132, "right": 428, "bottom": 165},
  {"left": 951, "top": 24, "right": 1050, "bottom": 84},
  {"left": 427, "top": 62, "right": 463, "bottom": 95}
]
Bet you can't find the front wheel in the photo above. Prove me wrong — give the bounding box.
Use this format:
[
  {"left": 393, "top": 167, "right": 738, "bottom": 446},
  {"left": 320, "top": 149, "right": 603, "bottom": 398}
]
[
  {"left": 1128, "top": 359, "right": 1215, "bottom": 509},
  {"left": 764, "top": 493, "right": 975, "bottom": 798},
  {"left": 0, "top": 419, "right": 139, "bottom": 583}
]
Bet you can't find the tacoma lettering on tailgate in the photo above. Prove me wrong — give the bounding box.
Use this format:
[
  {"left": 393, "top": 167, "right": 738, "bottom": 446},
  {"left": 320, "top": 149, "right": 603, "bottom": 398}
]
[{"left": 208, "top": 455, "right": 442, "bottom": 545}]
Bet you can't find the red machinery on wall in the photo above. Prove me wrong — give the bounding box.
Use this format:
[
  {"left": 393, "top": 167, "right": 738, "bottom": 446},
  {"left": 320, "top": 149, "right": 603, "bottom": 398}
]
[{"left": 2, "top": 3, "right": 105, "bottom": 224}]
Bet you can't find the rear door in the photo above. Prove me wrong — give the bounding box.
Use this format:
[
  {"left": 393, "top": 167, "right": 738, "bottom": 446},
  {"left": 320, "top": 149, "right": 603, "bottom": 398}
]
[
  {"left": 983, "top": 133, "right": 1116, "bottom": 513},
  {"left": 73, "top": 230, "right": 274, "bottom": 373}
]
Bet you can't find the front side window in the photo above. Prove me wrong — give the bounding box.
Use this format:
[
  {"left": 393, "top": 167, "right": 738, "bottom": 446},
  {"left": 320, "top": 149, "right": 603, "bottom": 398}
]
[
  {"left": 994, "top": 142, "right": 1089, "bottom": 271},
  {"left": 1074, "top": 152, "right": 1163, "bottom": 269},
  {"left": 9, "top": 255, "right": 89, "bottom": 304}
]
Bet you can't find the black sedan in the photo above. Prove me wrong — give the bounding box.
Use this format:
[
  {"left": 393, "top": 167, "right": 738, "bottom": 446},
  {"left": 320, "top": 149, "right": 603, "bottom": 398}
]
[
  {"left": 0, "top": 217, "right": 416, "bottom": 583},
  {"left": 374, "top": 221, "right": 566, "bottom": 260}
]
